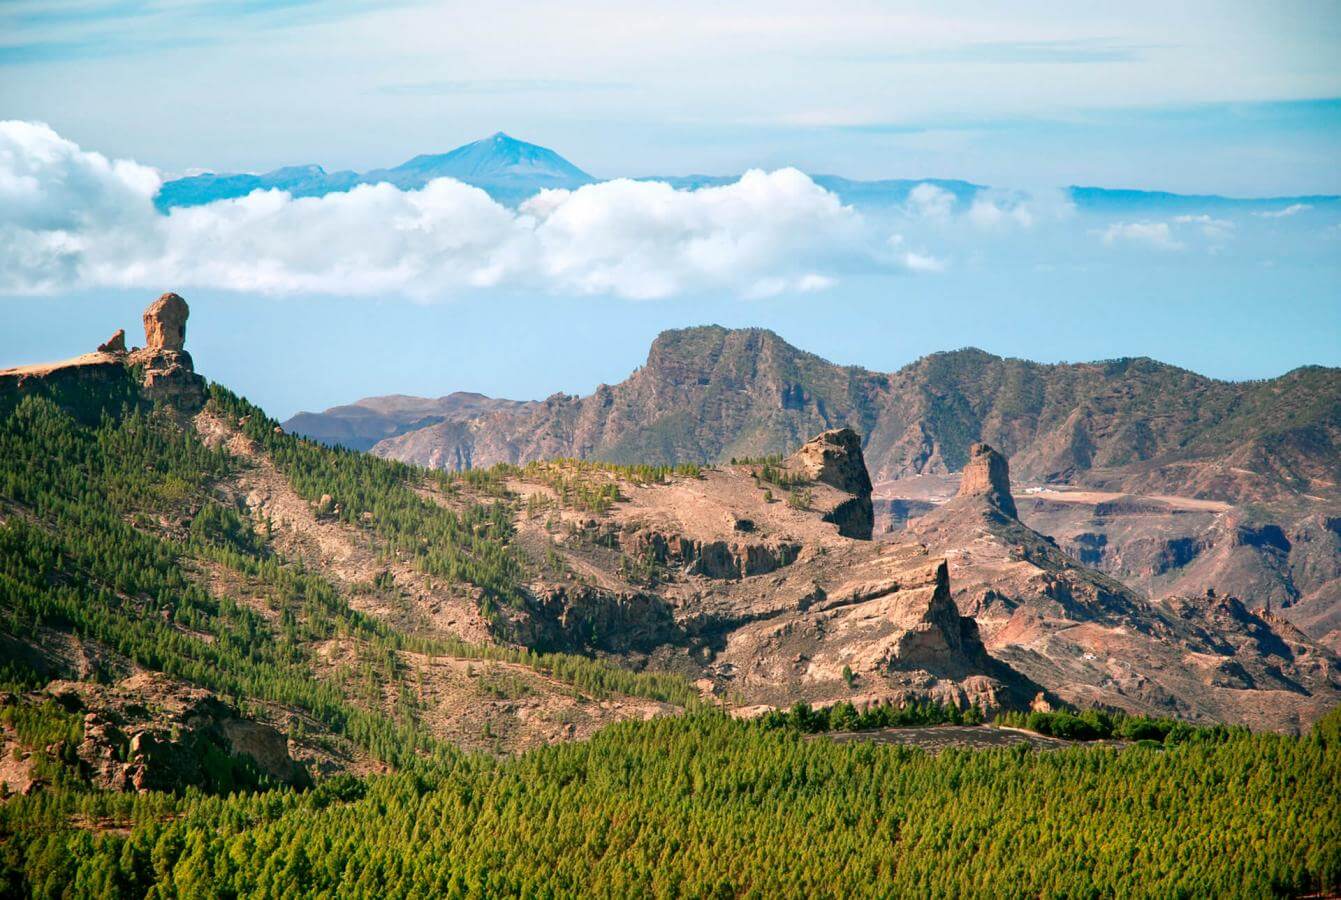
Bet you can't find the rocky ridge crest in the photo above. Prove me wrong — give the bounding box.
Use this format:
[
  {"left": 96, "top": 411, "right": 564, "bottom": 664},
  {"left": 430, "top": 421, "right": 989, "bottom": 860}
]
[{"left": 0, "top": 292, "right": 206, "bottom": 412}]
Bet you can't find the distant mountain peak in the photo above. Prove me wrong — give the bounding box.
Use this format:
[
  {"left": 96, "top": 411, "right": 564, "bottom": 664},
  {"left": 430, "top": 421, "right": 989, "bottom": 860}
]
[
  {"left": 156, "top": 132, "right": 594, "bottom": 211},
  {"left": 385, "top": 132, "right": 593, "bottom": 185}
]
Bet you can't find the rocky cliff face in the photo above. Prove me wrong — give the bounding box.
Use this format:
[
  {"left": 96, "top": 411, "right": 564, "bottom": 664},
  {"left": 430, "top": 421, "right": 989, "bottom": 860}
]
[
  {"left": 3, "top": 674, "right": 308, "bottom": 796},
  {"left": 955, "top": 442, "right": 1018, "bottom": 519},
  {"left": 289, "top": 327, "right": 1340, "bottom": 654},
  {"left": 0, "top": 292, "right": 206, "bottom": 414},
  {"left": 906, "top": 443, "right": 1340, "bottom": 731},
  {"left": 294, "top": 328, "right": 1340, "bottom": 508}
]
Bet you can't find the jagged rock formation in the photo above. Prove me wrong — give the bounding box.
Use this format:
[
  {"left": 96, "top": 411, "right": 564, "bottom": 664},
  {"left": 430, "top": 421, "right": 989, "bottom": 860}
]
[
  {"left": 497, "top": 446, "right": 1041, "bottom": 711},
  {"left": 297, "top": 326, "right": 1341, "bottom": 653},
  {"left": 0, "top": 292, "right": 206, "bottom": 413},
  {"left": 906, "top": 443, "right": 1340, "bottom": 730},
  {"left": 143, "top": 292, "right": 189, "bottom": 351},
  {"left": 98, "top": 329, "right": 126, "bottom": 353},
  {"left": 956, "top": 442, "right": 1017, "bottom": 518}
]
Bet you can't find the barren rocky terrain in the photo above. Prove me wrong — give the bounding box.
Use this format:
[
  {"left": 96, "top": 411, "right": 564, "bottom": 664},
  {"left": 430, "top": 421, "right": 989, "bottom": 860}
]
[
  {"left": 288, "top": 326, "right": 1341, "bottom": 658},
  {"left": 2, "top": 299, "right": 1337, "bottom": 800}
]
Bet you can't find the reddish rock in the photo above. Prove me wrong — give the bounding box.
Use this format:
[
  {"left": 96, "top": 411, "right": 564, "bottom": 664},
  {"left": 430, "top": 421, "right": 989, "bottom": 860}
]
[
  {"left": 957, "top": 442, "right": 1018, "bottom": 519},
  {"left": 143, "top": 292, "right": 189, "bottom": 351},
  {"left": 97, "top": 329, "right": 126, "bottom": 353}
]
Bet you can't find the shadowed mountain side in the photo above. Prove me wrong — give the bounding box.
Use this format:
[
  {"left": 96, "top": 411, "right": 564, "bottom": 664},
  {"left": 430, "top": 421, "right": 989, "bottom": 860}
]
[
  {"left": 289, "top": 327, "right": 1340, "bottom": 509},
  {"left": 286, "top": 327, "right": 1341, "bottom": 653},
  {"left": 903, "top": 443, "right": 1340, "bottom": 731}
]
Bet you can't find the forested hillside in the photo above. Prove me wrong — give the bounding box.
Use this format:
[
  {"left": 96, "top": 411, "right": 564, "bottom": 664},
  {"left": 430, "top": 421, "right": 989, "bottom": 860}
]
[
  {"left": 0, "top": 369, "right": 696, "bottom": 780},
  {"left": 2, "top": 712, "right": 1338, "bottom": 897},
  {"left": 2, "top": 302, "right": 1338, "bottom": 898}
]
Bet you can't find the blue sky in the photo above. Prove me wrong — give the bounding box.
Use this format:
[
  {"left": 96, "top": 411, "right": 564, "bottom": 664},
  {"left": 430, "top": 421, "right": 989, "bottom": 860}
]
[
  {"left": 4, "top": 0, "right": 1340, "bottom": 191},
  {"left": 2, "top": 1, "right": 1339, "bottom": 417}
]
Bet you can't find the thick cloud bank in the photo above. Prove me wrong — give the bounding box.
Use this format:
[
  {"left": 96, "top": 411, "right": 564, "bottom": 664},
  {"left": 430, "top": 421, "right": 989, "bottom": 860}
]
[
  {"left": 0, "top": 122, "right": 864, "bottom": 300},
  {"left": 4, "top": 121, "right": 1288, "bottom": 301},
  {"left": 0, "top": 121, "right": 163, "bottom": 293}
]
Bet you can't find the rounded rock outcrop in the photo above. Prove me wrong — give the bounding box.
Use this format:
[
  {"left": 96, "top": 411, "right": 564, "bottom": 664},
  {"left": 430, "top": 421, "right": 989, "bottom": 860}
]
[
  {"left": 143, "top": 292, "right": 189, "bottom": 351},
  {"left": 787, "top": 428, "right": 873, "bottom": 497}
]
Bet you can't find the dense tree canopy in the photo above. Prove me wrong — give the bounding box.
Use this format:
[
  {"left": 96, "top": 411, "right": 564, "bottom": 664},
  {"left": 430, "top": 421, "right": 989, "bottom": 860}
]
[{"left": 1, "top": 713, "right": 1338, "bottom": 898}]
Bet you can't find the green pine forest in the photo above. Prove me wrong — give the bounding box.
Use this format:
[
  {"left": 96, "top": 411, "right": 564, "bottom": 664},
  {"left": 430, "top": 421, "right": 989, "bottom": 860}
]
[
  {"left": 2, "top": 712, "right": 1338, "bottom": 898},
  {"left": 0, "top": 374, "right": 1338, "bottom": 897}
]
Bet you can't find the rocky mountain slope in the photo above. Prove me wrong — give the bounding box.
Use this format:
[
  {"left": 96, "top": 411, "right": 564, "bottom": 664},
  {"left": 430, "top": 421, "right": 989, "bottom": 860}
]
[
  {"left": 487, "top": 428, "right": 1038, "bottom": 713},
  {"left": 0, "top": 296, "right": 689, "bottom": 793},
  {"left": 288, "top": 326, "right": 1341, "bottom": 652},
  {"left": 295, "top": 326, "right": 1340, "bottom": 504},
  {"left": 906, "top": 445, "right": 1338, "bottom": 730},
  {"left": 2, "top": 297, "right": 1337, "bottom": 803}
]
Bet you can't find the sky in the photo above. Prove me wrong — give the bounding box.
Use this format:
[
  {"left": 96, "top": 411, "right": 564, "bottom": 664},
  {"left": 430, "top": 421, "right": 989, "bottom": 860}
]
[{"left": 2, "top": 1, "right": 1340, "bottom": 418}]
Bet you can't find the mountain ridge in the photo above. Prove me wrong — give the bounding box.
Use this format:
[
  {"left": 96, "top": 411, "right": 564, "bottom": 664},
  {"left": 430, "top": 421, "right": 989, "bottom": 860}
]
[
  {"left": 286, "top": 325, "right": 1341, "bottom": 652},
  {"left": 155, "top": 132, "right": 594, "bottom": 210},
  {"left": 155, "top": 134, "right": 1341, "bottom": 211},
  {"left": 287, "top": 325, "right": 1340, "bottom": 498},
  {"left": 1, "top": 290, "right": 1337, "bottom": 822}
]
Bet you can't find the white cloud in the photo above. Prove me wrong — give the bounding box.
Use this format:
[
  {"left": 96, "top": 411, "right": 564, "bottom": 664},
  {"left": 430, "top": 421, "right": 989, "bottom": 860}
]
[
  {"left": 968, "top": 196, "right": 1033, "bottom": 229},
  {"left": 899, "top": 251, "right": 947, "bottom": 273},
  {"left": 1098, "top": 213, "right": 1235, "bottom": 251},
  {"left": 1101, "top": 220, "right": 1183, "bottom": 250},
  {"left": 1172, "top": 213, "right": 1234, "bottom": 240},
  {"left": 0, "top": 122, "right": 862, "bottom": 301},
  {"left": 519, "top": 170, "right": 859, "bottom": 299},
  {"left": 966, "top": 188, "right": 1075, "bottom": 231},
  {"left": 1255, "top": 203, "right": 1311, "bottom": 219},
  {"left": 0, "top": 121, "right": 163, "bottom": 293},
  {"left": 886, "top": 234, "right": 947, "bottom": 273},
  {"left": 905, "top": 183, "right": 956, "bottom": 221}
]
